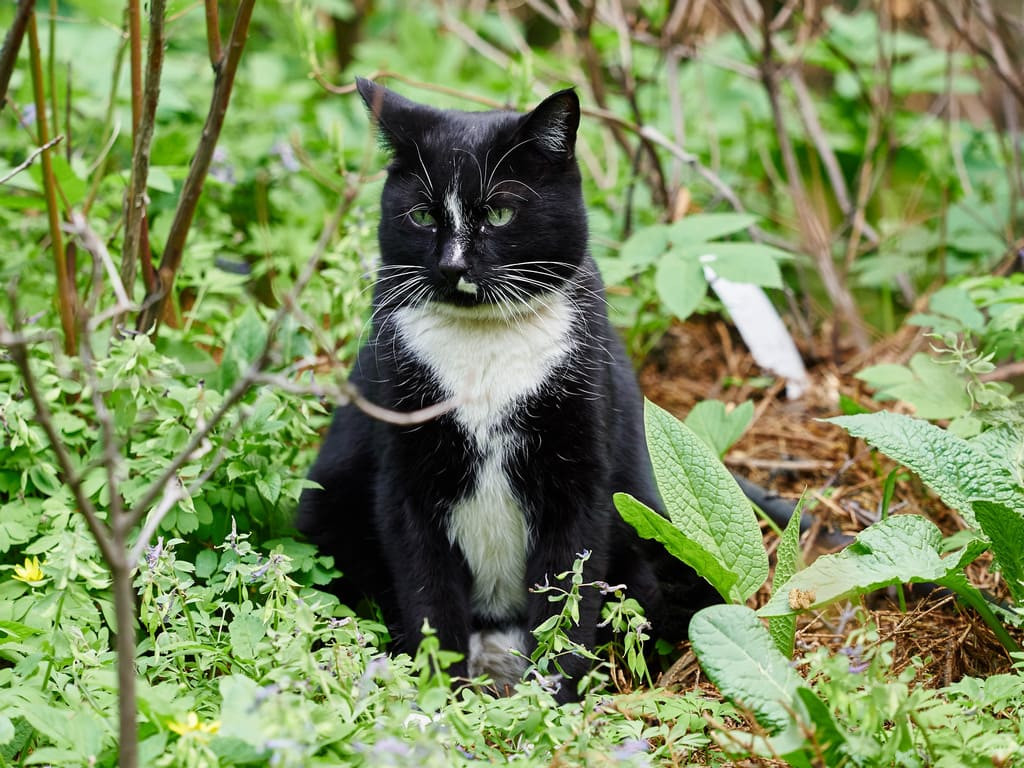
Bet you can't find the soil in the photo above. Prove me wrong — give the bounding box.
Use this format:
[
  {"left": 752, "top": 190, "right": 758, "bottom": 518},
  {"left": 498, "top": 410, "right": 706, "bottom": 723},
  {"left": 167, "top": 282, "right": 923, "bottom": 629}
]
[{"left": 638, "top": 317, "right": 1019, "bottom": 692}]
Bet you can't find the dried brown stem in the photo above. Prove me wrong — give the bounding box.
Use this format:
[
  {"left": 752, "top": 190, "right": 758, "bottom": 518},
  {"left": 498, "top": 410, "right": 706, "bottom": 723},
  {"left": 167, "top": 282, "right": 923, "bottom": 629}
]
[
  {"left": 755, "top": 7, "right": 868, "bottom": 352},
  {"left": 137, "top": 0, "right": 255, "bottom": 335}
]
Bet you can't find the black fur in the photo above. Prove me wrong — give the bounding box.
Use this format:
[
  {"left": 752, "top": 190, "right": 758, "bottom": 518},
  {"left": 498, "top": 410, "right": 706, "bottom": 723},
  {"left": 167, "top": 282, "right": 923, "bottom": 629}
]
[{"left": 297, "top": 79, "right": 714, "bottom": 700}]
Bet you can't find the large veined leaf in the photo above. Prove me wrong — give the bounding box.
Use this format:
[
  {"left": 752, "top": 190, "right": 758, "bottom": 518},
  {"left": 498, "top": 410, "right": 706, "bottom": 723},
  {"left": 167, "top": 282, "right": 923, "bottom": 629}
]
[
  {"left": 616, "top": 401, "right": 768, "bottom": 603},
  {"left": 615, "top": 493, "right": 738, "bottom": 601},
  {"left": 758, "top": 515, "right": 983, "bottom": 616},
  {"left": 826, "top": 412, "right": 1024, "bottom": 526},
  {"left": 768, "top": 498, "right": 805, "bottom": 657},
  {"left": 974, "top": 501, "right": 1024, "bottom": 605},
  {"left": 689, "top": 605, "right": 809, "bottom": 736}
]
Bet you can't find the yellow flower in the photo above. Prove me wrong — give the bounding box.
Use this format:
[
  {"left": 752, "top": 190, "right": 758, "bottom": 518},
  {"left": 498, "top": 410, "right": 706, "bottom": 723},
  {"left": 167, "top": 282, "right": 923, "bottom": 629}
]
[
  {"left": 168, "top": 712, "right": 220, "bottom": 740},
  {"left": 12, "top": 556, "right": 45, "bottom": 585}
]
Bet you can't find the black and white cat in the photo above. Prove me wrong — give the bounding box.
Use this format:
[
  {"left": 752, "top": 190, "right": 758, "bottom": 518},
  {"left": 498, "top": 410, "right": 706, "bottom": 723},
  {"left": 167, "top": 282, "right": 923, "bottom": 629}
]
[{"left": 297, "top": 79, "right": 712, "bottom": 699}]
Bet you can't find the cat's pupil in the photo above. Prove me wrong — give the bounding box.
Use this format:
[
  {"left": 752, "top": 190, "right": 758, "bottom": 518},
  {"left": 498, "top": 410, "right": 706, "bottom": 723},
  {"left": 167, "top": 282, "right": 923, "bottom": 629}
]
[
  {"left": 409, "top": 208, "right": 436, "bottom": 228},
  {"left": 485, "top": 206, "right": 515, "bottom": 227}
]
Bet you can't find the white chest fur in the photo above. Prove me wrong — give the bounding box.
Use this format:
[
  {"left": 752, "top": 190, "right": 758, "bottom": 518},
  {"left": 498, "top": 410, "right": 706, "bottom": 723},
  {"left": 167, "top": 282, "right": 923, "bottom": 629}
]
[{"left": 395, "top": 295, "right": 575, "bottom": 619}]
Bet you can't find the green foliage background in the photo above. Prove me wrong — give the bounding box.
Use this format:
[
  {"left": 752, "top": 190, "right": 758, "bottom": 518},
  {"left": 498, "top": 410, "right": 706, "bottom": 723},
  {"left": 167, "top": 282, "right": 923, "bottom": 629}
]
[{"left": 2, "top": 0, "right": 1024, "bottom": 765}]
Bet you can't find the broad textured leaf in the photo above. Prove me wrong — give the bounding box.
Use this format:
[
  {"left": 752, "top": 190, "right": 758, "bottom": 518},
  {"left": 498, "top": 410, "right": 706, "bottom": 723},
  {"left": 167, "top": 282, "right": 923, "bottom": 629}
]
[
  {"left": 974, "top": 501, "right": 1024, "bottom": 604},
  {"left": 758, "top": 515, "right": 975, "bottom": 616},
  {"left": 690, "top": 604, "right": 808, "bottom": 734},
  {"left": 684, "top": 399, "right": 754, "bottom": 458},
  {"left": 969, "top": 425, "right": 1024, "bottom": 485},
  {"left": 768, "top": 498, "right": 804, "bottom": 656},
  {"left": 655, "top": 250, "right": 707, "bottom": 321},
  {"left": 826, "top": 412, "right": 1024, "bottom": 526},
  {"left": 667, "top": 212, "right": 758, "bottom": 244},
  {"left": 644, "top": 401, "right": 767, "bottom": 601},
  {"left": 615, "top": 493, "right": 738, "bottom": 601}
]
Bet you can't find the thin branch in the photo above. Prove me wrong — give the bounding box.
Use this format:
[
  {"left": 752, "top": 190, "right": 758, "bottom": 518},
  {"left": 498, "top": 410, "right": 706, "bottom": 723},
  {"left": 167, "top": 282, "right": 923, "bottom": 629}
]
[
  {"left": 0, "top": 135, "right": 64, "bottom": 185},
  {"left": 204, "top": 0, "right": 223, "bottom": 65},
  {"left": 137, "top": 0, "right": 255, "bottom": 335},
  {"left": 0, "top": 0, "right": 34, "bottom": 113}
]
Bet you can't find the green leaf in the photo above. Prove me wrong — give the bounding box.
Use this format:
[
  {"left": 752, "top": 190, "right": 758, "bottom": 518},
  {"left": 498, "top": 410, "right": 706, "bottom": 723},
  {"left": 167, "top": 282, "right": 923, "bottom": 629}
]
[
  {"left": 973, "top": 501, "right": 1024, "bottom": 604},
  {"left": 768, "top": 496, "right": 805, "bottom": 657},
  {"left": 683, "top": 399, "right": 754, "bottom": 458},
  {"left": 194, "top": 549, "right": 219, "bottom": 580},
  {"left": 667, "top": 213, "right": 757, "bottom": 243},
  {"left": 618, "top": 224, "right": 669, "bottom": 267},
  {"left": 228, "top": 613, "right": 267, "bottom": 660},
  {"left": 825, "top": 412, "right": 1024, "bottom": 526},
  {"left": 615, "top": 493, "right": 738, "bottom": 601},
  {"left": 644, "top": 400, "right": 768, "bottom": 601},
  {"left": 856, "top": 354, "right": 971, "bottom": 420},
  {"left": 758, "top": 515, "right": 978, "bottom": 616},
  {"left": 689, "top": 604, "right": 809, "bottom": 735},
  {"left": 654, "top": 250, "right": 708, "bottom": 322},
  {"left": 678, "top": 242, "right": 787, "bottom": 289}
]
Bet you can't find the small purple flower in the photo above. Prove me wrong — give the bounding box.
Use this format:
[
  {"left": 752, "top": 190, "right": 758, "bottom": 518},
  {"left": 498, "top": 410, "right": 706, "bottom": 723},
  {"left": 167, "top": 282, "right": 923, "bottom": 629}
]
[
  {"left": 271, "top": 140, "right": 300, "bottom": 173},
  {"left": 145, "top": 537, "right": 165, "bottom": 569},
  {"left": 612, "top": 738, "right": 651, "bottom": 759},
  {"left": 209, "top": 146, "right": 236, "bottom": 184},
  {"left": 19, "top": 104, "right": 36, "bottom": 128},
  {"left": 841, "top": 645, "right": 869, "bottom": 674}
]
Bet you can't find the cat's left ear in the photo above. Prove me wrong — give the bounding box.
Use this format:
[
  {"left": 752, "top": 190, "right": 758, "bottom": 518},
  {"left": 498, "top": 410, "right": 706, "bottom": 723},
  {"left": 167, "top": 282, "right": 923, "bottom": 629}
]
[{"left": 518, "top": 88, "right": 580, "bottom": 161}]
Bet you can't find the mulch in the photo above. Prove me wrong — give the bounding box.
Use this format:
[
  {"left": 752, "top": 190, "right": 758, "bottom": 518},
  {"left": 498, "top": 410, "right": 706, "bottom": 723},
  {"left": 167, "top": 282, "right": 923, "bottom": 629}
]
[{"left": 639, "top": 316, "right": 1019, "bottom": 691}]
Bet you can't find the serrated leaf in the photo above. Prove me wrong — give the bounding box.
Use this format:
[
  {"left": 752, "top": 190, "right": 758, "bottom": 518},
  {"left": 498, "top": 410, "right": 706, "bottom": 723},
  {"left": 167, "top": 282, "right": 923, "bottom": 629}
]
[
  {"left": 826, "top": 412, "right": 1024, "bottom": 526},
  {"left": 667, "top": 213, "right": 757, "bottom": 243},
  {"left": 615, "top": 493, "right": 738, "bottom": 601},
  {"left": 768, "top": 496, "right": 805, "bottom": 656},
  {"left": 758, "top": 515, "right": 977, "bottom": 616},
  {"left": 655, "top": 250, "right": 707, "bottom": 321},
  {"left": 643, "top": 400, "right": 768, "bottom": 601},
  {"left": 973, "top": 501, "right": 1024, "bottom": 604},
  {"left": 689, "top": 604, "right": 809, "bottom": 735}
]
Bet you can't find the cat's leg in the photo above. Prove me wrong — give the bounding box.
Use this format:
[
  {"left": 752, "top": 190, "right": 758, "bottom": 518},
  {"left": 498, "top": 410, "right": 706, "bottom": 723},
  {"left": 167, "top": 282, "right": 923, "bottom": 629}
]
[
  {"left": 376, "top": 494, "right": 476, "bottom": 679},
  {"left": 295, "top": 403, "right": 389, "bottom": 614}
]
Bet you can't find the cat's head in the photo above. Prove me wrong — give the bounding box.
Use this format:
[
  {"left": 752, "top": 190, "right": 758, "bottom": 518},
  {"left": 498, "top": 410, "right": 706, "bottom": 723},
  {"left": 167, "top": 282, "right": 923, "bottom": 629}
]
[{"left": 357, "top": 78, "right": 588, "bottom": 316}]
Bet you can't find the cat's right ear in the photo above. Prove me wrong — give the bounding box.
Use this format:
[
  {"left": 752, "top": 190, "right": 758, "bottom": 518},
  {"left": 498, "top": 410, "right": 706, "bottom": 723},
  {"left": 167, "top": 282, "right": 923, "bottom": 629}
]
[{"left": 355, "top": 77, "right": 423, "bottom": 154}]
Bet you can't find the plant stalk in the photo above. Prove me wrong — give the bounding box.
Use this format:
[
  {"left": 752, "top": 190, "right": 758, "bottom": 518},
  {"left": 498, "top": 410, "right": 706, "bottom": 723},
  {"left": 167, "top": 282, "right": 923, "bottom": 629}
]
[{"left": 26, "top": 7, "right": 76, "bottom": 355}]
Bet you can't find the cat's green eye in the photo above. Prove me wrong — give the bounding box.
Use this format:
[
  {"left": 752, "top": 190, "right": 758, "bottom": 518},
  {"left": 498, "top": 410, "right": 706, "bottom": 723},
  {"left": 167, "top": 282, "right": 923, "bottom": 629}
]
[
  {"left": 485, "top": 207, "right": 515, "bottom": 227},
  {"left": 409, "top": 209, "right": 436, "bottom": 228}
]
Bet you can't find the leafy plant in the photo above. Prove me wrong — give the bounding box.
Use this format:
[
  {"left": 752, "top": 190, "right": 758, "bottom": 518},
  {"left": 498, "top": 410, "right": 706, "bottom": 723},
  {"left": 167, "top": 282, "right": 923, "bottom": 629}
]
[{"left": 614, "top": 400, "right": 768, "bottom": 604}]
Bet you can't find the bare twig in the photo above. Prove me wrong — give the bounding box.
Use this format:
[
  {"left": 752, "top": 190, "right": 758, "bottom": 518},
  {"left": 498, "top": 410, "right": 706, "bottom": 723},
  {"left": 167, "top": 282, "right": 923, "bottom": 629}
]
[
  {"left": 137, "top": 0, "right": 256, "bottom": 334},
  {"left": 0, "top": 135, "right": 64, "bottom": 185}
]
